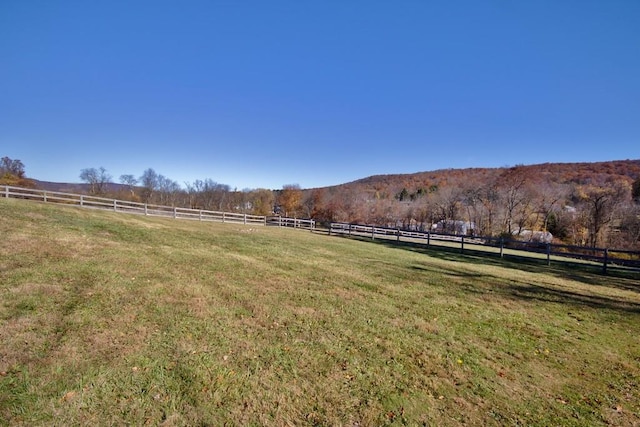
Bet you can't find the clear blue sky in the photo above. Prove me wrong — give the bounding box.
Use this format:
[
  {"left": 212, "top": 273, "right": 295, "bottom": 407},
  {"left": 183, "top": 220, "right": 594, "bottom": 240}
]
[{"left": 1, "top": 1, "right": 639, "bottom": 190}]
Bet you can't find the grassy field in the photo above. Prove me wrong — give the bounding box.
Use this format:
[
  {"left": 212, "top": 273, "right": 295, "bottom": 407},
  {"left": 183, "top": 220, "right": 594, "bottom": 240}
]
[{"left": 1, "top": 198, "right": 639, "bottom": 426}]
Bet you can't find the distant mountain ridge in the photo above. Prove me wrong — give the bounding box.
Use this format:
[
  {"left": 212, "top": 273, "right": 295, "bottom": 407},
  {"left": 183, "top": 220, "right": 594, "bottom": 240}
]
[
  {"left": 330, "top": 159, "right": 640, "bottom": 194},
  {"left": 32, "top": 181, "right": 127, "bottom": 194},
  {"left": 27, "top": 159, "right": 640, "bottom": 193}
]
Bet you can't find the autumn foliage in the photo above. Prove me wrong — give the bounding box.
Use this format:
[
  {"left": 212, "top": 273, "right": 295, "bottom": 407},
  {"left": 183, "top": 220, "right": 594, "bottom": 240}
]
[
  {"left": 5, "top": 156, "right": 640, "bottom": 249},
  {"left": 0, "top": 157, "right": 34, "bottom": 188}
]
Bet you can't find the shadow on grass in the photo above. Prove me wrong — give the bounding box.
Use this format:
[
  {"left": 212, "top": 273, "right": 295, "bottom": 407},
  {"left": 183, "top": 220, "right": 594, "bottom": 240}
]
[
  {"left": 335, "top": 234, "right": 640, "bottom": 314},
  {"left": 447, "top": 266, "right": 640, "bottom": 314}
]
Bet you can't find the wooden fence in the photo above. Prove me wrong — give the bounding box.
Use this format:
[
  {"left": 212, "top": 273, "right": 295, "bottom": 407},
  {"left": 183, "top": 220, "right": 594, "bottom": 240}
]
[
  {"left": 3, "top": 185, "right": 635, "bottom": 276},
  {"left": 266, "top": 215, "right": 316, "bottom": 229},
  {"left": 1, "top": 185, "right": 315, "bottom": 229},
  {"left": 329, "top": 222, "right": 640, "bottom": 276}
]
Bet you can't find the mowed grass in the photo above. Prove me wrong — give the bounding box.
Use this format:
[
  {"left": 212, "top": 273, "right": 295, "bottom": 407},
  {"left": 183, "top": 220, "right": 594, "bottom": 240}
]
[{"left": 1, "top": 198, "right": 639, "bottom": 426}]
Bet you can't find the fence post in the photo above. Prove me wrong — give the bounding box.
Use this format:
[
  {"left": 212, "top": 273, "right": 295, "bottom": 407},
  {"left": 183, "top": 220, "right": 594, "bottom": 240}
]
[
  {"left": 80, "top": 195, "right": 84, "bottom": 207},
  {"left": 371, "top": 226, "right": 375, "bottom": 240},
  {"left": 349, "top": 224, "right": 352, "bottom": 236},
  {"left": 114, "top": 200, "right": 117, "bottom": 212},
  {"left": 461, "top": 236, "right": 465, "bottom": 254},
  {"left": 173, "top": 207, "right": 177, "bottom": 219},
  {"left": 546, "top": 243, "right": 551, "bottom": 266},
  {"left": 244, "top": 214, "right": 247, "bottom": 225},
  {"left": 199, "top": 210, "right": 202, "bottom": 221},
  {"left": 427, "top": 231, "right": 430, "bottom": 246},
  {"left": 144, "top": 204, "right": 148, "bottom": 216},
  {"left": 222, "top": 212, "right": 225, "bottom": 223},
  {"left": 397, "top": 228, "right": 400, "bottom": 242},
  {"left": 603, "top": 249, "right": 608, "bottom": 275},
  {"left": 500, "top": 237, "right": 504, "bottom": 258},
  {"left": 43, "top": 191, "right": 47, "bottom": 203}
]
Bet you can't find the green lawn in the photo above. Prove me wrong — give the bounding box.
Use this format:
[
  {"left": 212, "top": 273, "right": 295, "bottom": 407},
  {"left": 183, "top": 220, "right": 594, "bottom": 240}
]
[{"left": 1, "top": 198, "right": 639, "bottom": 426}]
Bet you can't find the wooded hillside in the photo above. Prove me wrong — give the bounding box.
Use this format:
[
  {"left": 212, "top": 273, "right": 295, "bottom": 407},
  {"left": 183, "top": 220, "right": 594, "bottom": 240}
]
[
  {"left": 3, "top": 157, "right": 640, "bottom": 249},
  {"left": 307, "top": 160, "right": 640, "bottom": 249}
]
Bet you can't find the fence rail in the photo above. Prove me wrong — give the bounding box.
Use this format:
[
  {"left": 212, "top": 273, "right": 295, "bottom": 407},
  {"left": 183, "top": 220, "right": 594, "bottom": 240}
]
[
  {"left": 329, "top": 222, "right": 640, "bottom": 276},
  {"left": 266, "top": 216, "right": 316, "bottom": 229},
  {"left": 1, "top": 185, "right": 315, "bottom": 229}
]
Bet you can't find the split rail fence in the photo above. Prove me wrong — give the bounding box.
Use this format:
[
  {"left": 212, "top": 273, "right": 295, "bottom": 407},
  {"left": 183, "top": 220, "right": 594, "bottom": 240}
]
[
  {"left": 1, "top": 185, "right": 315, "bottom": 230},
  {"left": 329, "top": 222, "right": 640, "bottom": 276}
]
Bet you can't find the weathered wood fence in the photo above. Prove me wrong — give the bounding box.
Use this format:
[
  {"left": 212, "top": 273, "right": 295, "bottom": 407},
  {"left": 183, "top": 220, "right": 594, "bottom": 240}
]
[
  {"left": 329, "top": 222, "right": 640, "bottom": 276},
  {"left": 0, "top": 185, "right": 315, "bottom": 230}
]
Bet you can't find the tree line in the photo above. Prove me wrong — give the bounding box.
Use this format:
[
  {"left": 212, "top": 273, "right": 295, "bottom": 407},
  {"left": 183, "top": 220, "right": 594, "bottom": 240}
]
[
  {"left": 73, "top": 163, "right": 640, "bottom": 250},
  {"left": 305, "top": 166, "right": 640, "bottom": 250},
  {"left": 1, "top": 157, "right": 639, "bottom": 250},
  {"left": 74, "top": 166, "right": 282, "bottom": 217}
]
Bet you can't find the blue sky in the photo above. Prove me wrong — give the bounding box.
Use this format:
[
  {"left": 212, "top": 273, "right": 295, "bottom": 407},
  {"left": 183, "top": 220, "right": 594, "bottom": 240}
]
[{"left": 1, "top": 1, "right": 639, "bottom": 190}]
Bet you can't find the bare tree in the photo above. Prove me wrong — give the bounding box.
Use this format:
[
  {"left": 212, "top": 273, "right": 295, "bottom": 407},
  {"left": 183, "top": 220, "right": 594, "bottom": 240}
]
[
  {"left": 185, "top": 179, "right": 234, "bottom": 211},
  {"left": 496, "top": 167, "right": 531, "bottom": 236},
  {"left": 475, "top": 181, "right": 500, "bottom": 236},
  {"left": 605, "top": 202, "right": 640, "bottom": 249},
  {"left": 119, "top": 174, "right": 138, "bottom": 198},
  {"left": 156, "top": 175, "right": 181, "bottom": 206},
  {"left": 432, "top": 186, "right": 462, "bottom": 233},
  {"left": 461, "top": 185, "right": 485, "bottom": 235},
  {"left": 512, "top": 189, "right": 537, "bottom": 236},
  {"left": 139, "top": 168, "right": 159, "bottom": 203},
  {"left": 80, "top": 167, "right": 112, "bottom": 195},
  {"left": 534, "top": 183, "right": 568, "bottom": 234},
  {"left": 414, "top": 194, "right": 437, "bottom": 232},
  {"left": 212, "top": 182, "right": 231, "bottom": 211},
  {"left": 579, "top": 182, "right": 630, "bottom": 247}
]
